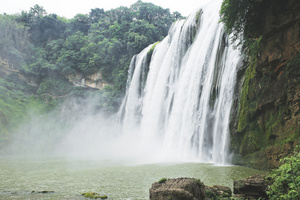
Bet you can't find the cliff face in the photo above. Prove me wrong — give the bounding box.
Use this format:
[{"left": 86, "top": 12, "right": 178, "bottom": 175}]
[
  {"left": 66, "top": 71, "right": 108, "bottom": 90},
  {"left": 231, "top": 1, "right": 300, "bottom": 169}
]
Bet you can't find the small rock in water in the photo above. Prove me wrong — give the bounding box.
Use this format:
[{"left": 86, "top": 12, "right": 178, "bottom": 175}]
[
  {"left": 31, "top": 190, "right": 55, "bottom": 194},
  {"left": 81, "top": 192, "right": 108, "bottom": 199}
]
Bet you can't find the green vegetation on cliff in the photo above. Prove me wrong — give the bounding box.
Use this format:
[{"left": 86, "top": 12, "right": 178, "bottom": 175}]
[
  {"left": 220, "top": 0, "right": 263, "bottom": 43},
  {"left": 0, "top": 75, "right": 56, "bottom": 147}
]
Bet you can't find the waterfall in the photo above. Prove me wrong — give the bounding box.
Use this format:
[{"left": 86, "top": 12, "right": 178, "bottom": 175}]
[{"left": 118, "top": 0, "right": 240, "bottom": 165}]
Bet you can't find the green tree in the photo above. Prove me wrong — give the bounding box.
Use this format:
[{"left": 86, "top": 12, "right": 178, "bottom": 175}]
[
  {"left": 70, "top": 14, "right": 90, "bottom": 34},
  {"left": 56, "top": 31, "right": 90, "bottom": 75},
  {"left": 39, "top": 14, "right": 67, "bottom": 42},
  {"left": 29, "top": 4, "right": 47, "bottom": 17},
  {"left": 219, "top": 0, "right": 264, "bottom": 43},
  {"left": 16, "top": 10, "right": 34, "bottom": 25},
  {"left": 127, "top": 31, "right": 148, "bottom": 54},
  {"left": 44, "top": 39, "right": 65, "bottom": 64},
  {"left": 131, "top": 1, "right": 176, "bottom": 36},
  {"left": 89, "top": 8, "right": 105, "bottom": 24}
]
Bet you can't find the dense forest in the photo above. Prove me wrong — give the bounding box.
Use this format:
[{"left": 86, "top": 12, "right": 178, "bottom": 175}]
[{"left": 0, "top": 1, "right": 183, "bottom": 146}]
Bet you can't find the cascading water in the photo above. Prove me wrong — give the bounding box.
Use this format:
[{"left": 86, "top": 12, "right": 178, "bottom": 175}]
[{"left": 118, "top": 0, "right": 240, "bottom": 165}]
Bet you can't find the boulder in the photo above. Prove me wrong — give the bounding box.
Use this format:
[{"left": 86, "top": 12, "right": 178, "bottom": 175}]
[
  {"left": 149, "top": 177, "right": 205, "bottom": 200},
  {"left": 233, "top": 174, "right": 267, "bottom": 199},
  {"left": 205, "top": 185, "right": 232, "bottom": 199}
]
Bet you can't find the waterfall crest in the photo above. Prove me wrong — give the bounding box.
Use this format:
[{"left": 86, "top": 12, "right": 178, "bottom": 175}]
[{"left": 118, "top": 0, "right": 240, "bottom": 165}]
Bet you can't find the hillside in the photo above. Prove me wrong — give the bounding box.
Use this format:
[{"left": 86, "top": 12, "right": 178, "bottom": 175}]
[{"left": 0, "top": 1, "right": 182, "bottom": 148}]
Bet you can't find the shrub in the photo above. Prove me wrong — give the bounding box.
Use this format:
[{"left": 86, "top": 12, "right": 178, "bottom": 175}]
[{"left": 266, "top": 146, "right": 300, "bottom": 199}]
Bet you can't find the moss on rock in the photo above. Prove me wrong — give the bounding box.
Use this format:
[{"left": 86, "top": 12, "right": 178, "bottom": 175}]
[
  {"left": 81, "top": 192, "right": 107, "bottom": 199},
  {"left": 233, "top": 51, "right": 300, "bottom": 169}
]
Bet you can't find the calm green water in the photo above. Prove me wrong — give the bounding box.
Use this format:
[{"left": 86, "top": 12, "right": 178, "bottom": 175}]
[{"left": 0, "top": 157, "right": 263, "bottom": 199}]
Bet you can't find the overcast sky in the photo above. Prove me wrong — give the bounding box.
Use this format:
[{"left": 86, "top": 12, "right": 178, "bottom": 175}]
[{"left": 1, "top": 0, "right": 213, "bottom": 18}]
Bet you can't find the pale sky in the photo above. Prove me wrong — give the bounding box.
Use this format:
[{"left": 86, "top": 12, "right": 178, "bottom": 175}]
[{"left": 1, "top": 0, "right": 213, "bottom": 18}]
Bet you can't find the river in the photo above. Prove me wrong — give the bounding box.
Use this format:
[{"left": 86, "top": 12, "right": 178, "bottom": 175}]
[{"left": 0, "top": 157, "right": 263, "bottom": 199}]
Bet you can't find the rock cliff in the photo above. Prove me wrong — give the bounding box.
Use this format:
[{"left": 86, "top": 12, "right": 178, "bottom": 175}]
[
  {"left": 231, "top": 0, "right": 300, "bottom": 169},
  {"left": 66, "top": 71, "right": 108, "bottom": 90}
]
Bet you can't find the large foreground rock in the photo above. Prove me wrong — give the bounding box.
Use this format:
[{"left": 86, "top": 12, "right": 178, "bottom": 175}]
[
  {"left": 149, "top": 177, "right": 205, "bottom": 200},
  {"left": 233, "top": 174, "right": 267, "bottom": 199}
]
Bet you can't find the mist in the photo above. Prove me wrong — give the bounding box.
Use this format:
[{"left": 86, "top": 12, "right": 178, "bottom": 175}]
[{"left": 2, "top": 95, "right": 163, "bottom": 164}]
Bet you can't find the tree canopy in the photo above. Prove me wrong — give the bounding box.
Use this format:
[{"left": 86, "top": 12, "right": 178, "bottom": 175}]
[
  {"left": 219, "top": 0, "right": 264, "bottom": 43},
  {"left": 8, "top": 1, "right": 182, "bottom": 86}
]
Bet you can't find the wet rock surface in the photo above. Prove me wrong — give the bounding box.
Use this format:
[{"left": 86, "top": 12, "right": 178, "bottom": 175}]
[
  {"left": 233, "top": 174, "right": 267, "bottom": 199},
  {"left": 149, "top": 177, "right": 206, "bottom": 200}
]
